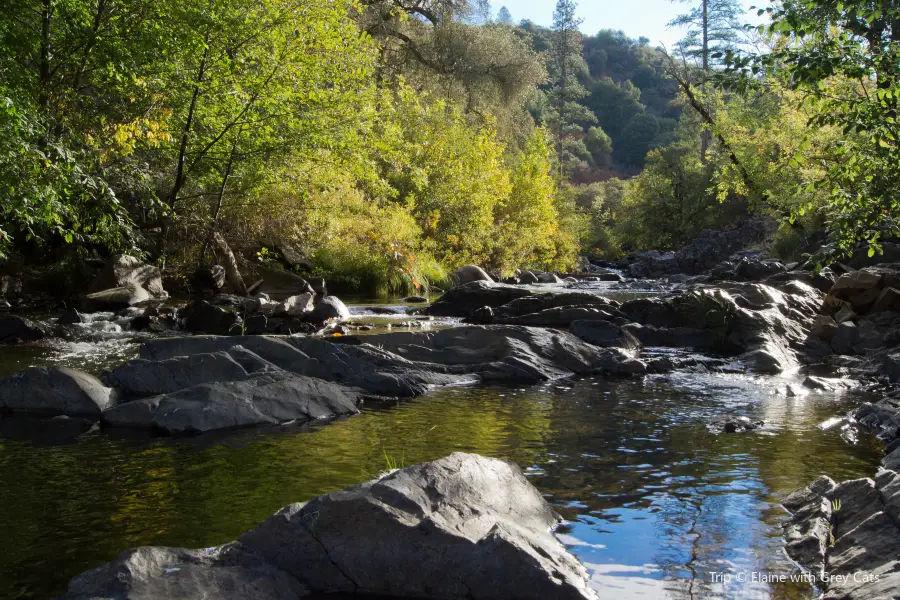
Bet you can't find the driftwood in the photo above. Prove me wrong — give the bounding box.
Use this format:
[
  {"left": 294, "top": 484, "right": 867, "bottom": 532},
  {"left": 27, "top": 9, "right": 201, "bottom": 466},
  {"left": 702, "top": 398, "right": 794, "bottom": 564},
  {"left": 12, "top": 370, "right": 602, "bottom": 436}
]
[{"left": 212, "top": 232, "right": 248, "bottom": 296}]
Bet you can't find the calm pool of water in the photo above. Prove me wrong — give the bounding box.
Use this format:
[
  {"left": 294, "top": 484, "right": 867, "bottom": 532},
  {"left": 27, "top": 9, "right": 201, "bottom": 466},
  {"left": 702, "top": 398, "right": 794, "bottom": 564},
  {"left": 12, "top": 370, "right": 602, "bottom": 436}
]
[{"left": 0, "top": 372, "right": 881, "bottom": 599}]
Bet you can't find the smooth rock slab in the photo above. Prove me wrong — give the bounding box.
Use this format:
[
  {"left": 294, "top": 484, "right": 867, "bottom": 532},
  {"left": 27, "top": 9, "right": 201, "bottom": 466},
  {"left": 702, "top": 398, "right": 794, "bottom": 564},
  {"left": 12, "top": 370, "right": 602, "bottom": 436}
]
[
  {"left": 0, "top": 367, "right": 116, "bottom": 417},
  {"left": 60, "top": 454, "right": 595, "bottom": 600},
  {"left": 0, "top": 314, "right": 46, "bottom": 344},
  {"left": 102, "top": 372, "right": 361, "bottom": 434}
]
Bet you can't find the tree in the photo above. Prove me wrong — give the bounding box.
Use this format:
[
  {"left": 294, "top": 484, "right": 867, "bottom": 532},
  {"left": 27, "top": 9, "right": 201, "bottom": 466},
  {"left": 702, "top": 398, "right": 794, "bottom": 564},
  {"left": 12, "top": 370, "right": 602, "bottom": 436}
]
[
  {"left": 669, "top": 0, "right": 743, "bottom": 161},
  {"left": 360, "top": 0, "right": 545, "bottom": 144},
  {"left": 547, "top": 0, "right": 596, "bottom": 177},
  {"left": 497, "top": 6, "right": 513, "bottom": 25},
  {"left": 734, "top": 1, "right": 900, "bottom": 258},
  {"left": 668, "top": 0, "right": 744, "bottom": 70}
]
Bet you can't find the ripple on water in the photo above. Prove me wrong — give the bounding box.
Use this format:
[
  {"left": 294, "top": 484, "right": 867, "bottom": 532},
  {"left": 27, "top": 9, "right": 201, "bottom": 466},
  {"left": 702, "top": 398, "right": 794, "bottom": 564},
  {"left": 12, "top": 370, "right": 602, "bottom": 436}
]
[{"left": 0, "top": 359, "right": 885, "bottom": 599}]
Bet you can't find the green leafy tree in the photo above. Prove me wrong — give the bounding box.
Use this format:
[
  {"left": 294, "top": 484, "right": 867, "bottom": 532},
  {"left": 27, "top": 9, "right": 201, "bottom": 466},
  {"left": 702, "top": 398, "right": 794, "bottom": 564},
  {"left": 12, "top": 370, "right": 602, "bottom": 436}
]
[
  {"left": 546, "top": 0, "right": 596, "bottom": 177},
  {"left": 497, "top": 6, "right": 513, "bottom": 25},
  {"left": 728, "top": 1, "right": 900, "bottom": 257}
]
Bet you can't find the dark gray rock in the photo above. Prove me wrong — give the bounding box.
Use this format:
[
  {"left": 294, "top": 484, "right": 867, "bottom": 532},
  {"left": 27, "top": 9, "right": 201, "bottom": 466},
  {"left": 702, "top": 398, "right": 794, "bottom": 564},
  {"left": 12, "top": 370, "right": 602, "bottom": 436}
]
[
  {"left": 104, "top": 348, "right": 272, "bottom": 397},
  {"left": 622, "top": 323, "right": 720, "bottom": 351},
  {"left": 493, "top": 292, "right": 619, "bottom": 320},
  {"left": 57, "top": 308, "right": 84, "bottom": 325},
  {"left": 452, "top": 264, "right": 493, "bottom": 286},
  {"left": 735, "top": 258, "right": 785, "bottom": 281},
  {"left": 309, "top": 296, "right": 349, "bottom": 323},
  {"left": 425, "top": 281, "right": 533, "bottom": 317},
  {"left": 401, "top": 295, "right": 429, "bottom": 303},
  {"left": 519, "top": 271, "right": 540, "bottom": 284},
  {"left": 497, "top": 306, "right": 617, "bottom": 328},
  {"left": 709, "top": 415, "right": 763, "bottom": 433},
  {"left": 102, "top": 372, "right": 361, "bottom": 434},
  {"left": 766, "top": 268, "right": 837, "bottom": 294},
  {"left": 467, "top": 306, "right": 495, "bottom": 324},
  {"left": 0, "top": 367, "right": 116, "bottom": 417},
  {"left": 181, "top": 300, "right": 239, "bottom": 336},
  {"left": 620, "top": 282, "right": 822, "bottom": 373},
  {"left": 884, "top": 352, "right": 900, "bottom": 382},
  {"left": 873, "top": 287, "right": 900, "bottom": 313},
  {"left": 531, "top": 271, "right": 563, "bottom": 284},
  {"left": 832, "top": 322, "right": 860, "bottom": 355},
  {"left": 570, "top": 320, "right": 641, "bottom": 353},
  {"left": 62, "top": 454, "right": 594, "bottom": 600},
  {"left": 675, "top": 219, "right": 774, "bottom": 274},
  {"left": 60, "top": 543, "right": 309, "bottom": 600},
  {"left": 240, "top": 453, "right": 594, "bottom": 599},
  {"left": 0, "top": 314, "right": 46, "bottom": 344},
  {"left": 192, "top": 264, "right": 227, "bottom": 292},
  {"left": 782, "top": 471, "right": 900, "bottom": 600}
]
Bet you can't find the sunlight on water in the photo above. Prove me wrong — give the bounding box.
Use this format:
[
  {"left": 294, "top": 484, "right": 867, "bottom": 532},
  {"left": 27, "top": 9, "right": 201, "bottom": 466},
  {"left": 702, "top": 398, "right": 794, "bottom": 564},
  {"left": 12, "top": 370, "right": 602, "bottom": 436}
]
[{"left": 0, "top": 373, "right": 882, "bottom": 599}]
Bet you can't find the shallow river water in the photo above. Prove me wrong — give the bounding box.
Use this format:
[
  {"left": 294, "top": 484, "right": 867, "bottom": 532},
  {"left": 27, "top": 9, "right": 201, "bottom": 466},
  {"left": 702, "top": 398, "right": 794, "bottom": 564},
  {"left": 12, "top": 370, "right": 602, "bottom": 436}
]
[{"left": 0, "top": 367, "right": 881, "bottom": 599}]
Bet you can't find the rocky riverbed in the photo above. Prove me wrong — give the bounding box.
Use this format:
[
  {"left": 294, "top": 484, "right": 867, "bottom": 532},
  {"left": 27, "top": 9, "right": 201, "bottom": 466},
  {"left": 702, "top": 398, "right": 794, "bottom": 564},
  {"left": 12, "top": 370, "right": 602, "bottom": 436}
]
[{"left": 1, "top": 244, "right": 899, "bottom": 598}]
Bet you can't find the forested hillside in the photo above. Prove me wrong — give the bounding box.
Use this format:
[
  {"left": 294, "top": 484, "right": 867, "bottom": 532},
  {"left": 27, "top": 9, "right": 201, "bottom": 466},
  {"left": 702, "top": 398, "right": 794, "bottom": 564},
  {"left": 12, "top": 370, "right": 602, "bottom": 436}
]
[{"left": 1, "top": 0, "right": 897, "bottom": 294}]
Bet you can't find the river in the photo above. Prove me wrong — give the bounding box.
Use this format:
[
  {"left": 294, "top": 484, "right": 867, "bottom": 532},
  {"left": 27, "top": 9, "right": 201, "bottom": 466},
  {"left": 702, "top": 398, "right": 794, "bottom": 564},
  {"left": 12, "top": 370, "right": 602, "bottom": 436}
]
[{"left": 0, "top": 289, "right": 884, "bottom": 599}]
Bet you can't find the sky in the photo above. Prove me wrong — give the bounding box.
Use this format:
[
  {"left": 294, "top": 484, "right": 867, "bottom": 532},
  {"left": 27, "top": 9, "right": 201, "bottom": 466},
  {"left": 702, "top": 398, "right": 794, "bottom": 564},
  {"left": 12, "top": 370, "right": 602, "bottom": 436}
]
[{"left": 488, "top": 0, "right": 768, "bottom": 49}]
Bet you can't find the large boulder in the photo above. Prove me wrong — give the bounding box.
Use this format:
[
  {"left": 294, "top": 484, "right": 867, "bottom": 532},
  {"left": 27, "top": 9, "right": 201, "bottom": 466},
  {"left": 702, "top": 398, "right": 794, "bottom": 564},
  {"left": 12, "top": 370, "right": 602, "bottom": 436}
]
[
  {"left": 308, "top": 296, "right": 350, "bottom": 323},
  {"left": 180, "top": 300, "right": 239, "bottom": 336},
  {"left": 60, "top": 454, "right": 595, "bottom": 600},
  {"left": 829, "top": 269, "right": 884, "bottom": 302},
  {"left": 103, "top": 348, "right": 270, "bottom": 397},
  {"left": 0, "top": 314, "right": 46, "bottom": 344},
  {"left": 89, "top": 255, "right": 167, "bottom": 299},
  {"left": 734, "top": 258, "right": 785, "bottom": 281},
  {"left": 452, "top": 264, "right": 494, "bottom": 286},
  {"left": 0, "top": 367, "right": 116, "bottom": 417},
  {"left": 274, "top": 293, "right": 314, "bottom": 317},
  {"left": 496, "top": 306, "right": 618, "bottom": 328},
  {"left": 80, "top": 285, "right": 151, "bottom": 312},
  {"left": 493, "top": 292, "right": 620, "bottom": 320},
  {"left": 132, "top": 325, "right": 645, "bottom": 404},
  {"left": 621, "top": 281, "right": 823, "bottom": 373},
  {"left": 675, "top": 219, "right": 774, "bottom": 274},
  {"left": 782, "top": 473, "right": 900, "bottom": 600},
  {"left": 102, "top": 372, "right": 361, "bottom": 434},
  {"left": 425, "top": 281, "right": 533, "bottom": 318}
]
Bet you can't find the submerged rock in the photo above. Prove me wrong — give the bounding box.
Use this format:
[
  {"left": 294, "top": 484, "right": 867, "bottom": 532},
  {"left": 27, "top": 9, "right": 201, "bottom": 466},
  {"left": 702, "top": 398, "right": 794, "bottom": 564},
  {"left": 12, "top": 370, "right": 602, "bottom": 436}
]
[
  {"left": 0, "top": 367, "right": 116, "bottom": 417},
  {"left": 60, "top": 454, "right": 595, "bottom": 600}
]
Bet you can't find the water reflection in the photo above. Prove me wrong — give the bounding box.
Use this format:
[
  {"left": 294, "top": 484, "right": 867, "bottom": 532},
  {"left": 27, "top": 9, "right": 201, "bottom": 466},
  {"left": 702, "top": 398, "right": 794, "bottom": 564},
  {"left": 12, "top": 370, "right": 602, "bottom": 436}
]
[{"left": 0, "top": 374, "right": 881, "bottom": 599}]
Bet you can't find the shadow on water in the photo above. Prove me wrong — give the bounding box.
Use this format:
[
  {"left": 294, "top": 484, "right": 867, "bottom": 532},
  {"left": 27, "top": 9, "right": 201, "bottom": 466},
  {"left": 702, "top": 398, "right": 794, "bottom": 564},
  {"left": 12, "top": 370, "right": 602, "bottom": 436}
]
[{"left": 0, "top": 371, "right": 882, "bottom": 600}]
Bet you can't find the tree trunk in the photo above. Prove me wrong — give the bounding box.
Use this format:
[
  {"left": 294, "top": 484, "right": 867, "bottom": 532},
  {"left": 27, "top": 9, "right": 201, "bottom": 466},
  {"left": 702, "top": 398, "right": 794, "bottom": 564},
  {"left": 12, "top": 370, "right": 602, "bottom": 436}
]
[
  {"left": 699, "top": 0, "right": 711, "bottom": 163},
  {"left": 212, "top": 232, "right": 248, "bottom": 296}
]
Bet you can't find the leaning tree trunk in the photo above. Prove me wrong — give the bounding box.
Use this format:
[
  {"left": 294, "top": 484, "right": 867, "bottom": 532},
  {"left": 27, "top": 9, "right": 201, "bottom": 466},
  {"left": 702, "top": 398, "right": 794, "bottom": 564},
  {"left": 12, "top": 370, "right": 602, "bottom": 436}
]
[{"left": 212, "top": 232, "right": 248, "bottom": 296}]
